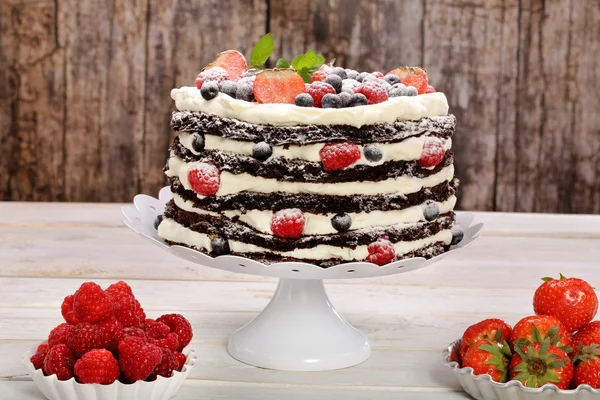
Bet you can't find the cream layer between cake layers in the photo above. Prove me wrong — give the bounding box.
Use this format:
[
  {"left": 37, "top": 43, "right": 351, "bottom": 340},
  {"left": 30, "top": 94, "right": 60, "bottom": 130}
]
[{"left": 158, "top": 88, "right": 458, "bottom": 266}]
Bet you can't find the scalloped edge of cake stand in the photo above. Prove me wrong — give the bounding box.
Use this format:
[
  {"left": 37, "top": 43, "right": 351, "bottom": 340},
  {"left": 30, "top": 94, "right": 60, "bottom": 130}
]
[{"left": 121, "top": 187, "right": 483, "bottom": 280}]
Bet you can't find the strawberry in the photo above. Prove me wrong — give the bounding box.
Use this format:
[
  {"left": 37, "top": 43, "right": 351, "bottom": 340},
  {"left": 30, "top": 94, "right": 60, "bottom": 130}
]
[
  {"left": 253, "top": 69, "right": 306, "bottom": 104},
  {"left": 30, "top": 344, "right": 49, "bottom": 370},
  {"left": 387, "top": 66, "right": 428, "bottom": 94},
  {"left": 270, "top": 209, "right": 305, "bottom": 239},
  {"left": 460, "top": 318, "right": 512, "bottom": 360},
  {"left": 419, "top": 138, "right": 445, "bottom": 168},
  {"left": 118, "top": 336, "right": 163, "bottom": 382},
  {"left": 510, "top": 341, "right": 573, "bottom": 389},
  {"left": 573, "top": 321, "right": 600, "bottom": 350},
  {"left": 74, "top": 349, "right": 120, "bottom": 384},
  {"left": 188, "top": 163, "right": 221, "bottom": 196},
  {"left": 533, "top": 274, "right": 598, "bottom": 333},
  {"left": 43, "top": 344, "right": 76, "bottom": 381},
  {"left": 156, "top": 314, "right": 193, "bottom": 352},
  {"left": 510, "top": 315, "right": 573, "bottom": 354},
  {"left": 366, "top": 237, "right": 395, "bottom": 266},
  {"left": 572, "top": 344, "right": 600, "bottom": 388},
  {"left": 319, "top": 142, "right": 361, "bottom": 171},
  {"left": 462, "top": 339, "right": 512, "bottom": 382},
  {"left": 306, "top": 81, "right": 336, "bottom": 108},
  {"left": 203, "top": 50, "right": 247, "bottom": 81}
]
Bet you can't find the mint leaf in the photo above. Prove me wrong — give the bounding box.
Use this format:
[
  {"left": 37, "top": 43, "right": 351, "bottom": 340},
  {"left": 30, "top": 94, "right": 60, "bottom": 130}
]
[
  {"left": 292, "top": 50, "right": 325, "bottom": 72},
  {"left": 297, "top": 69, "right": 312, "bottom": 83},
  {"left": 275, "top": 58, "right": 290, "bottom": 69},
  {"left": 250, "top": 33, "right": 274, "bottom": 67}
]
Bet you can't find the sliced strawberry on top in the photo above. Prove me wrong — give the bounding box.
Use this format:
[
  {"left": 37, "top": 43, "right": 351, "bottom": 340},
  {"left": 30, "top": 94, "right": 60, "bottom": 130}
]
[
  {"left": 387, "top": 66, "right": 428, "bottom": 94},
  {"left": 253, "top": 69, "right": 306, "bottom": 104},
  {"left": 204, "top": 50, "right": 247, "bottom": 81}
]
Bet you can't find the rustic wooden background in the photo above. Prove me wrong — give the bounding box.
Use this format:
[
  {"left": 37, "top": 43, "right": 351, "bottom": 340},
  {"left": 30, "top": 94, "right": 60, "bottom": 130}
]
[{"left": 1, "top": 0, "right": 598, "bottom": 213}]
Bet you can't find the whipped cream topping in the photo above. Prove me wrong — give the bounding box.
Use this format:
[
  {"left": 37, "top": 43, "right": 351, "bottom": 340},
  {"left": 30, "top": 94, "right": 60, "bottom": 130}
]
[
  {"left": 158, "top": 217, "right": 453, "bottom": 261},
  {"left": 171, "top": 87, "right": 449, "bottom": 128},
  {"left": 166, "top": 155, "right": 455, "bottom": 197},
  {"left": 179, "top": 132, "right": 452, "bottom": 166},
  {"left": 173, "top": 192, "right": 457, "bottom": 235}
]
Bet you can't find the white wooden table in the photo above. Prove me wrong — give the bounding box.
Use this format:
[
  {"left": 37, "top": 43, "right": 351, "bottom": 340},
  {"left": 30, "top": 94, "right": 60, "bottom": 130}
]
[{"left": 1, "top": 203, "right": 599, "bottom": 399}]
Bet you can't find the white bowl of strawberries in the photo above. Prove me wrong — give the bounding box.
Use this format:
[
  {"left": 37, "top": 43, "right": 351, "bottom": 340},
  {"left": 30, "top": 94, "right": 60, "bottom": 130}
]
[
  {"left": 444, "top": 274, "right": 600, "bottom": 399},
  {"left": 23, "top": 281, "right": 196, "bottom": 400}
]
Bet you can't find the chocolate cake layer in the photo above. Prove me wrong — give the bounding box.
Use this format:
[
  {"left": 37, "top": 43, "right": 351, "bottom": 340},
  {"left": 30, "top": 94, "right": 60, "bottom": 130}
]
[
  {"left": 164, "top": 202, "right": 455, "bottom": 251},
  {"left": 171, "top": 111, "right": 456, "bottom": 145},
  {"left": 171, "top": 141, "right": 454, "bottom": 183},
  {"left": 164, "top": 240, "right": 449, "bottom": 267},
  {"left": 170, "top": 178, "right": 458, "bottom": 213}
]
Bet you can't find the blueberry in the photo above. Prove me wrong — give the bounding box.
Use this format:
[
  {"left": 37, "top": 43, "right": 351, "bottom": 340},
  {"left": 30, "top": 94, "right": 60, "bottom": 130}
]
[
  {"left": 153, "top": 214, "right": 163, "bottom": 230},
  {"left": 324, "top": 74, "right": 343, "bottom": 93},
  {"left": 345, "top": 69, "right": 359, "bottom": 80},
  {"left": 252, "top": 141, "right": 273, "bottom": 161},
  {"left": 406, "top": 86, "right": 418, "bottom": 96},
  {"left": 236, "top": 84, "right": 254, "bottom": 101},
  {"left": 422, "top": 200, "right": 440, "bottom": 222},
  {"left": 348, "top": 93, "right": 367, "bottom": 107},
  {"left": 363, "top": 74, "right": 380, "bottom": 83},
  {"left": 330, "top": 67, "right": 347, "bottom": 80},
  {"left": 356, "top": 72, "right": 371, "bottom": 82},
  {"left": 331, "top": 213, "right": 352, "bottom": 232},
  {"left": 322, "top": 93, "right": 342, "bottom": 108},
  {"left": 219, "top": 81, "right": 238, "bottom": 97},
  {"left": 384, "top": 74, "right": 400, "bottom": 85},
  {"left": 389, "top": 88, "right": 403, "bottom": 97},
  {"left": 191, "top": 132, "right": 205, "bottom": 152},
  {"left": 295, "top": 93, "right": 314, "bottom": 107},
  {"left": 210, "top": 236, "right": 230, "bottom": 256},
  {"left": 450, "top": 225, "right": 464, "bottom": 245},
  {"left": 200, "top": 81, "right": 219, "bottom": 100},
  {"left": 363, "top": 144, "right": 383, "bottom": 162},
  {"left": 338, "top": 92, "right": 352, "bottom": 107}
]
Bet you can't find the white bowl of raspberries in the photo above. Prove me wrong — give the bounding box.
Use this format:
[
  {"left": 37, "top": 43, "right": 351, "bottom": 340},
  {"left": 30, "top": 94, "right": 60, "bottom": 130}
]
[
  {"left": 24, "top": 281, "right": 196, "bottom": 400},
  {"left": 444, "top": 274, "right": 600, "bottom": 399}
]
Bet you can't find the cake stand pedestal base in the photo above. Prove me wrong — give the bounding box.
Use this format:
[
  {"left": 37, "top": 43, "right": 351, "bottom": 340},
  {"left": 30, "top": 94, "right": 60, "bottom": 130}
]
[{"left": 227, "top": 278, "right": 370, "bottom": 371}]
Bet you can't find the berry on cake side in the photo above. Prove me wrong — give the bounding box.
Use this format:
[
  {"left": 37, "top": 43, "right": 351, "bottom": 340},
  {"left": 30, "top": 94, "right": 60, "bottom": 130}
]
[{"left": 158, "top": 33, "right": 460, "bottom": 268}]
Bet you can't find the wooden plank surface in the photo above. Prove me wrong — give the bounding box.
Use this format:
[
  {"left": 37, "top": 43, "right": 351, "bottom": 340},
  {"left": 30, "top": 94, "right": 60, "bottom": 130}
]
[{"left": 1, "top": 0, "right": 599, "bottom": 212}]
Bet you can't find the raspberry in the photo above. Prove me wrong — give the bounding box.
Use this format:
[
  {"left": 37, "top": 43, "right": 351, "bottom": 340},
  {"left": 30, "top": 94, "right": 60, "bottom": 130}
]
[
  {"left": 425, "top": 85, "right": 436, "bottom": 94},
  {"left": 353, "top": 81, "right": 388, "bottom": 105},
  {"left": 310, "top": 69, "right": 328, "bottom": 82},
  {"left": 306, "top": 81, "right": 336, "bottom": 108},
  {"left": 319, "top": 142, "right": 361, "bottom": 171},
  {"left": 74, "top": 349, "right": 120, "bottom": 384},
  {"left": 61, "top": 295, "right": 80, "bottom": 325},
  {"left": 146, "top": 320, "right": 171, "bottom": 339},
  {"left": 48, "top": 323, "right": 71, "bottom": 348},
  {"left": 30, "top": 344, "right": 49, "bottom": 370},
  {"left": 111, "top": 295, "right": 143, "bottom": 328},
  {"left": 419, "top": 138, "right": 445, "bottom": 168},
  {"left": 148, "top": 333, "right": 179, "bottom": 352},
  {"left": 156, "top": 314, "right": 193, "bottom": 352},
  {"left": 371, "top": 71, "right": 384, "bottom": 78},
  {"left": 174, "top": 353, "right": 187, "bottom": 371},
  {"left": 149, "top": 348, "right": 179, "bottom": 380},
  {"left": 73, "top": 282, "right": 114, "bottom": 323},
  {"left": 204, "top": 50, "right": 247, "bottom": 81},
  {"left": 270, "top": 209, "right": 306, "bottom": 239},
  {"left": 66, "top": 322, "right": 102, "bottom": 357},
  {"left": 97, "top": 317, "right": 124, "bottom": 351},
  {"left": 123, "top": 327, "right": 147, "bottom": 340},
  {"left": 105, "top": 281, "right": 134, "bottom": 299},
  {"left": 134, "top": 299, "right": 147, "bottom": 327},
  {"left": 147, "top": 320, "right": 179, "bottom": 352},
  {"left": 118, "top": 336, "right": 163, "bottom": 382},
  {"left": 43, "top": 344, "right": 75, "bottom": 381},
  {"left": 188, "top": 163, "right": 220, "bottom": 196},
  {"left": 366, "top": 238, "right": 396, "bottom": 266},
  {"left": 253, "top": 69, "right": 306, "bottom": 104},
  {"left": 195, "top": 67, "right": 230, "bottom": 89}
]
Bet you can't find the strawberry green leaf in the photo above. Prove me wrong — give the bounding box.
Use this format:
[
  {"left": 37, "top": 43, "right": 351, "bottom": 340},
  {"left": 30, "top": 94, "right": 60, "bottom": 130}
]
[
  {"left": 494, "top": 327, "right": 503, "bottom": 343},
  {"left": 532, "top": 324, "right": 543, "bottom": 343},
  {"left": 275, "top": 58, "right": 290, "bottom": 69},
  {"left": 559, "top": 273, "right": 567, "bottom": 280},
  {"left": 541, "top": 277, "right": 554, "bottom": 282},
  {"left": 250, "top": 33, "right": 275, "bottom": 67}
]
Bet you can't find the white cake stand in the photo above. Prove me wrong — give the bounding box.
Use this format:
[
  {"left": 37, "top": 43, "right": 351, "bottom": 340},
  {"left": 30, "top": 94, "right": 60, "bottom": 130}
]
[{"left": 122, "top": 187, "right": 482, "bottom": 371}]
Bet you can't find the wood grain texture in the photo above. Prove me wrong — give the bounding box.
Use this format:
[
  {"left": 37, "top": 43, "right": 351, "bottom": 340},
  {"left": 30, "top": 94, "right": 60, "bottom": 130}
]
[{"left": 0, "top": 0, "right": 599, "bottom": 212}]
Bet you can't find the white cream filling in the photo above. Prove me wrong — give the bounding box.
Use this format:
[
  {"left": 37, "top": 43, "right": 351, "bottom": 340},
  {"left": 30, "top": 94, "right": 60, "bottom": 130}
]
[
  {"left": 173, "top": 192, "right": 457, "bottom": 235},
  {"left": 158, "top": 217, "right": 453, "bottom": 261},
  {"left": 167, "top": 156, "right": 454, "bottom": 197},
  {"left": 171, "top": 87, "right": 449, "bottom": 128},
  {"left": 179, "top": 132, "right": 452, "bottom": 166}
]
